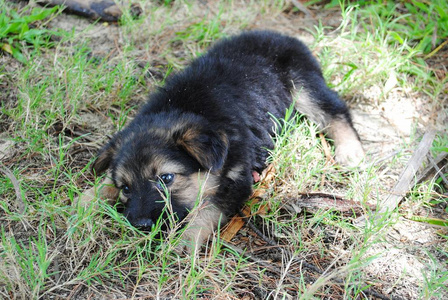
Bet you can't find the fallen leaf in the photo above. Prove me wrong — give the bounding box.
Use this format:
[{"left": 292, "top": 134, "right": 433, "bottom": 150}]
[{"left": 1, "top": 43, "right": 13, "bottom": 54}]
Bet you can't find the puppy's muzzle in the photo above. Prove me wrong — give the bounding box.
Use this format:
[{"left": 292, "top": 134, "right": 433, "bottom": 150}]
[{"left": 131, "top": 218, "right": 154, "bottom": 230}]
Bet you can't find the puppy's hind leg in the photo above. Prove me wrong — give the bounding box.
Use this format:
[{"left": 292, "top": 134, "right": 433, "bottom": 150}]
[
  {"left": 326, "top": 116, "right": 365, "bottom": 167},
  {"left": 293, "top": 78, "right": 364, "bottom": 167}
]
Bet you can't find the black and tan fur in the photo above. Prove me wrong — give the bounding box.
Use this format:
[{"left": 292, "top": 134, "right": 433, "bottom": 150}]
[{"left": 80, "top": 31, "right": 364, "bottom": 251}]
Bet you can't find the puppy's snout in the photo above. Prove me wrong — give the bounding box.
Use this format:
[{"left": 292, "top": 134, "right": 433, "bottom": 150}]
[{"left": 131, "top": 218, "right": 154, "bottom": 230}]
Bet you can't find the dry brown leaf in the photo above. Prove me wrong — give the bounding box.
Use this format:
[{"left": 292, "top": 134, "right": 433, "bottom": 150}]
[{"left": 221, "top": 164, "right": 276, "bottom": 241}]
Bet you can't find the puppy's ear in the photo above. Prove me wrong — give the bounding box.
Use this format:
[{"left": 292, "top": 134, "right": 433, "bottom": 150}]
[
  {"left": 176, "top": 127, "right": 228, "bottom": 172},
  {"left": 92, "top": 136, "right": 121, "bottom": 176}
]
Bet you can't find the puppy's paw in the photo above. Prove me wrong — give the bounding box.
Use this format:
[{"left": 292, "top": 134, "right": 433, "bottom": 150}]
[
  {"left": 327, "top": 119, "right": 365, "bottom": 167},
  {"left": 74, "top": 177, "right": 119, "bottom": 208},
  {"left": 334, "top": 139, "right": 365, "bottom": 167},
  {"left": 74, "top": 186, "right": 98, "bottom": 208},
  {"left": 172, "top": 227, "right": 207, "bottom": 255},
  {"left": 172, "top": 203, "right": 224, "bottom": 255}
]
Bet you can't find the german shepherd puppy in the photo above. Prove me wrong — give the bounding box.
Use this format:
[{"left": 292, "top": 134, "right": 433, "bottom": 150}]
[{"left": 84, "top": 31, "right": 364, "bottom": 251}]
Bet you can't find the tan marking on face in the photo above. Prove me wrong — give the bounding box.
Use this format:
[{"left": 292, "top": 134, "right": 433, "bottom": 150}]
[
  {"left": 226, "top": 164, "right": 244, "bottom": 182},
  {"left": 141, "top": 153, "right": 162, "bottom": 180},
  {"left": 118, "top": 192, "right": 128, "bottom": 204},
  {"left": 172, "top": 171, "right": 219, "bottom": 208},
  {"left": 140, "top": 154, "right": 187, "bottom": 180},
  {"left": 159, "top": 161, "right": 187, "bottom": 176},
  {"left": 327, "top": 118, "right": 365, "bottom": 167},
  {"left": 113, "top": 166, "right": 136, "bottom": 205},
  {"left": 115, "top": 153, "right": 185, "bottom": 185},
  {"left": 114, "top": 150, "right": 216, "bottom": 205},
  {"left": 115, "top": 165, "right": 134, "bottom": 187},
  {"left": 99, "top": 176, "right": 120, "bottom": 203}
]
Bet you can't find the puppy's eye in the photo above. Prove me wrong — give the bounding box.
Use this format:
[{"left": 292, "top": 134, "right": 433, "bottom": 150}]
[
  {"left": 159, "top": 173, "right": 175, "bottom": 185},
  {"left": 121, "top": 185, "right": 131, "bottom": 196}
]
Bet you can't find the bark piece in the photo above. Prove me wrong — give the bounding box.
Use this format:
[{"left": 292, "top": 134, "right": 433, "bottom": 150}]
[{"left": 37, "top": 0, "right": 142, "bottom": 22}]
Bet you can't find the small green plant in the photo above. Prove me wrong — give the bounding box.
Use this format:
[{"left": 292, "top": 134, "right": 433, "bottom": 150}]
[
  {"left": 0, "top": 3, "right": 61, "bottom": 63},
  {"left": 174, "top": 14, "right": 226, "bottom": 54},
  {"left": 357, "top": 0, "right": 448, "bottom": 54}
]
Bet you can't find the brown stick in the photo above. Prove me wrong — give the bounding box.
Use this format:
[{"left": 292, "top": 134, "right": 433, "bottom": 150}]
[
  {"left": 425, "top": 152, "right": 448, "bottom": 187},
  {"left": 355, "top": 130, "right": 436, "bottom": 226},
  {"left": 292, "top": 193, "right": 377, "bottom": 212},
  {"left": 290, "top": 0, "right": 314, "bottom": 18},
  {"left": 319, "top": 133, "right": 335, "bottom": 165},
  {"left": 35, "top": 0, "right": 142, "bottom": 22},
  {"left": 382, "top": 130, "right": 436, "bottom": 211}
]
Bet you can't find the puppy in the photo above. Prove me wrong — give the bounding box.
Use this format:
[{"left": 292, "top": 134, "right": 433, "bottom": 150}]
[{"left": 83, "top": 30, "right": 364, "bottom": 251}]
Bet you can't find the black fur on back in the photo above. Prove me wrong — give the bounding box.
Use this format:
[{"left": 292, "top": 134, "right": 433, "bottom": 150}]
[{"left": 94, "top": 30, "right": 358, "bottom": 228}]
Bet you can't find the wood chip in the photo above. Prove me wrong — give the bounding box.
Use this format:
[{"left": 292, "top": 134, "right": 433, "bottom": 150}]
[{"left": 221, "top": 206, "right": 250, "bottom": 242}]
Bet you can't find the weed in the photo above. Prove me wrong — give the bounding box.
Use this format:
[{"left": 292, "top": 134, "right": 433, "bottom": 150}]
[
  {"left": 0, "top": 1, "right": 63, "bottom": 63},
  {"left": 364, "top": 0, "right": 448, "bottom": 55}
]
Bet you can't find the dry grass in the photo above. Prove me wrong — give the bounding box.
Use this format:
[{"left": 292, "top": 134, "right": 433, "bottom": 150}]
[{"left": 1, "top": 0, "right": 447, "bottom": 299}]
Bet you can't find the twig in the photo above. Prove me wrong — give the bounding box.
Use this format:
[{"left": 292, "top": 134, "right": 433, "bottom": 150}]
[
  {"left": 238, "top": 211, "right": 278, "bottom": 246},
  {"left": 424, "top": 38, "right": 448, "bottom": 59},
  {"left": 0, "top": 165, "right": 25, "bottom": 214},
  {"left": 35, "top": 0, "right": 142, "bottom": 22},
  {"left": 427, "top": 153, "right": 448, "bottom": 187},
  {"left": 356, "top": 130, "right": 436, "bottom": 226},
  {"left": 381, "top": 130, "right": 436, "bottom": 211},
  {"left": 319, "top": 133, "right": 335, "bottom": 165},
  {"left": 417, "top": 152, "right": 448, "bottom": 184},
  {"left": 290, "top": 0, "right": 314, "bottom": 18},
  {"left": 292, "top": 193, "right": 377, "bottom": 212}
]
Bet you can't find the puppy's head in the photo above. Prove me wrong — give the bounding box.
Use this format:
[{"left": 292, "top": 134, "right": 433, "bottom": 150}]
[{"left": 92, "top": 112, "right": 228, "bottom": 230}]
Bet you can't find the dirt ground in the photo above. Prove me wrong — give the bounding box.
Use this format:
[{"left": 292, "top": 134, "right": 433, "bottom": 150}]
[{"left": 1, "top": 1, "right": 447, "bottom": 299}]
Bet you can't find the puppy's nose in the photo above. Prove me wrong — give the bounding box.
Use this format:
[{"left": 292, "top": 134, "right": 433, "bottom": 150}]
[{"left": 132, "top": 218, "right": 154, "bottom": 230}]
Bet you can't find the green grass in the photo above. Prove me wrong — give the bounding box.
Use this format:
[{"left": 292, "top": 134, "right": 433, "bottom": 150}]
[
  {"left": 0, "top": 1, "right": 64, "bottom": 63},
  {"left": 1, "top": 0, "right": 447, "bottom": 299}
]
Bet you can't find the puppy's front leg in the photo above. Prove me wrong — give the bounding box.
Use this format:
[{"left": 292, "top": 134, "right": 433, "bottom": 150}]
[
  {"left": 175, "top": 201, "right": 226, "bottom": 254},
  {"left": 76, "top": 175, "right": 119, "bottom": 207}
]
